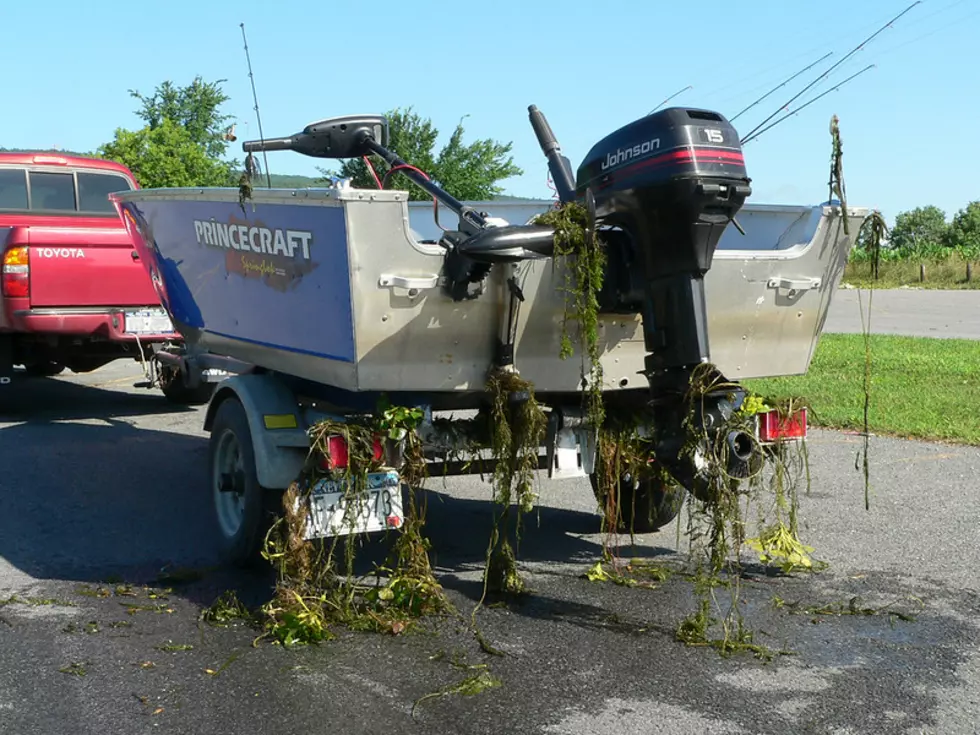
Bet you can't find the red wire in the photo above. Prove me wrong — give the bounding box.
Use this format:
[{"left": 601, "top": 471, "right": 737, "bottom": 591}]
[
  {"left": 363, "top": 156, "right": 383, "bottom": 189},
  {"left": 546, "top": 171, "right": 559, "bottom": 202},
  {"left": 373, "top": 161, "right": 446, "bottom": 234},
  {"left": 382, "top": 163, "right": 431, "bottom": 189}
]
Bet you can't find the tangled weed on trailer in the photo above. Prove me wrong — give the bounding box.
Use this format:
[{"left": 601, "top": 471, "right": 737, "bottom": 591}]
[{"left": 251, "top": 404, "right": 453, "bottom": 647}]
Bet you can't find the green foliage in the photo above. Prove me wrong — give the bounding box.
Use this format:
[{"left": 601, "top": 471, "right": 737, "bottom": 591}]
[
  {"left": 947, "top": 201, "right": 980, "bottom": 258},
  {"left": 889, "top": 205, "right": 949, "bottom": 255},
  {"left": 129, "top": 76, "right": 235, "bottom": 160},
  {"left": 744, "top": 333, "right": 980, "bottom": 446},
  {"left": 851, "top": 202, "right": 980, "bottom": 267},
  {"left": 480, "top": 370, "right": 548, "bottom": 598},
  {"left": 98, "top": 119, "right": 236, "bottom": 189},
  {"left": 829, "top": 115, "right": 848, "bottom": 235},
  {"left": 844, "top": 252, "right": 979, "bottom": 288},
  {"left": 318, "top": 107, "right": 522, "bottom": 200},
  {"left": 97, "top": 76, "right": 238, "bottom": 189}
]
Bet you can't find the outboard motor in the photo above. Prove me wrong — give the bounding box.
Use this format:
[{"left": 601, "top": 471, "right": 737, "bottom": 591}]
[
  {"left": 574, "top": 107, "right": 751, "bottom": 391},
  {"left": 525, "top": 104, "right": 758, "bottom": 493}
]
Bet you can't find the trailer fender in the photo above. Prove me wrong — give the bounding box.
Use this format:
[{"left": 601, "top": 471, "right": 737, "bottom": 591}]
[{"left": 203, "top": 374, "right": 310, "bottom": 490}]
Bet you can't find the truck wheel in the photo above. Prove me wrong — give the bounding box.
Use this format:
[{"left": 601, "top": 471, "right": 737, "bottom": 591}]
[
  {"left": 209, "top": 397, "right": 280, "bottom": 567},
  {"left": 159, "top": 365, "right": 215, "bottom": 406},
  {"left": 590, "top": 471, "right": 685, "bottom": 534},
  {"left": 23, "top": 362, "right": 65, "bottom": 377}
]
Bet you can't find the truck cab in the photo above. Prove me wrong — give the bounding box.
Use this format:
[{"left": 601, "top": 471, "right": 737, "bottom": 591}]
[{"left": 0, "top": 152, "right": 181, "bottom": 390}]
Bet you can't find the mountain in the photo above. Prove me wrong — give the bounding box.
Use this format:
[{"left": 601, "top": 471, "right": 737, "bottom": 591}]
[{"left": 265, "top": 173, "right": 322, "bottom": 188}]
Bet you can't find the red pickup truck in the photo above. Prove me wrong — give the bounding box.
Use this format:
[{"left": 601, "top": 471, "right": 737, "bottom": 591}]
[{"left": 0, "top": 152, "right": 207, "bottom": 402}]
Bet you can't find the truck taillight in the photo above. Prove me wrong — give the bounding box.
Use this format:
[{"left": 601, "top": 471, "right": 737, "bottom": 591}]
[
  {"left": 318, "top": 434, "right": 384, "bottom": 470},
  {"left": 758, "top": 407, "right": 807, "bottom": 443},
  {"left": 2, "top": 247, "right": 29, "bottom": 298}
]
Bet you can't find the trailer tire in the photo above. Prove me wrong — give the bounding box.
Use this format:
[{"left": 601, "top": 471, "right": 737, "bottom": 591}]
[
  {"left": 590, "top": 471, "right": 685, "bottom": 534},
  {"left": 209, "top": 397, "right": 281, "bottom": 568}
]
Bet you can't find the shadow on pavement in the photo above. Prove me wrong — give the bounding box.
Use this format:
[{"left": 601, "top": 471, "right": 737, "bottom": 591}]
[
  {"left": 0, "top": 370, "right": 194, "bottom": 422},
  {"left": 0, "top": 393, "right": 675, "bottom": 616},
  {"left": 0, "top": 365, "right": 678, "bottom": 621}
]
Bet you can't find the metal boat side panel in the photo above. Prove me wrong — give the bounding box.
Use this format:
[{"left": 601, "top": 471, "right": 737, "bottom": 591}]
[
  {"left": 706, "top": 206, "right": 863, "bottom": 378},
  {"left": 346, "top": 198, "right": 499, "bottom": 392}
]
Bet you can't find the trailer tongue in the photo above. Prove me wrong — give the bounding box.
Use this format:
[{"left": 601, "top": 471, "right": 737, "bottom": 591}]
[{"left": 111, "top": 105, "right": 861, "bottom": 565}]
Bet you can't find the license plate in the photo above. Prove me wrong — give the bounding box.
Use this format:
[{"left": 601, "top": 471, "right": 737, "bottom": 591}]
[
  {"left": 124, "top": 308, "right": 174, "bottom": 335},
  {"left": 301, "top": 470, "right": 404, "bottom": 540}
]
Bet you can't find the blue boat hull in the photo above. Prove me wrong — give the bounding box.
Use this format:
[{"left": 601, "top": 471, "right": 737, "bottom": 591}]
[{"left": 118, "top": 197, "right": 357, "bottom": 364}]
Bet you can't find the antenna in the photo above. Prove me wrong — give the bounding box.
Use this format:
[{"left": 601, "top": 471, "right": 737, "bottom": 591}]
[{"left": 240, "top": 22, "right": 272, "bottom": 188}]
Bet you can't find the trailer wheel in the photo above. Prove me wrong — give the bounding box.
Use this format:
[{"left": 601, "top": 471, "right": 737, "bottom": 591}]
[
  {"left": 590, "top": 471, "right": 685, "bottom": 534},
  {"left": 209, "top": 397, "right": 280, "bottom": 567}
]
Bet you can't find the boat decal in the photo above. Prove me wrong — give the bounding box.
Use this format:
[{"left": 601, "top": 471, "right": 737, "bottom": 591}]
[{"left": 193, "top": 215, "right": 320, "bottom": 293}]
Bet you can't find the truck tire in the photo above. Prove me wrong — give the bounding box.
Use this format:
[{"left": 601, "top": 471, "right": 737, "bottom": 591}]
[
  {"left": 23, "top": 362, "right": 65, "bottom": 377},
  {"left": 208, "top": 397, "right": 281, "bottom": 567},
  {"left": 159, "top": 365, "right": 215, "bottom": 406},
  {"left": 590, "top": 470, "right": 685, "bottom": 534}
]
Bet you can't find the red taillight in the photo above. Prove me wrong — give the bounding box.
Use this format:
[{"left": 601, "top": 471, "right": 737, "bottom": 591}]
[
  {"left": 2, "top": 247, "right": 29, "bottom": 298},
  {"left": 318, "top": 434, "right": 384, "bottom": 470},
  {"left": 758, "top": 407, "right": 807, "bottom": 443}
]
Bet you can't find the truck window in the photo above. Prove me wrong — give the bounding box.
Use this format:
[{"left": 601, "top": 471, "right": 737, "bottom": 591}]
[
  {"left": 29, "top": 171, "right": 76, "bottom": 211},
  {"left": 0, "top": 168, "right": 29, "bottom": 210},
  {"left": 77, "top": 172, "right": 133, "bottom": 213}
]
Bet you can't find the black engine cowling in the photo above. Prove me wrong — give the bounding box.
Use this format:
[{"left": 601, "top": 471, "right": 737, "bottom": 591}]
[{"left": 576, "top": 107, "right": 751, "bottom": 388}]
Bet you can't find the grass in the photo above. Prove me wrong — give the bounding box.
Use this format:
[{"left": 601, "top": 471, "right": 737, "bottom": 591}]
[
  {"left": 743, "top": 333, "right": 980, "bottom": 445},
  {"left": 843, "top": 254, "right": 979, "bottom": 289}
]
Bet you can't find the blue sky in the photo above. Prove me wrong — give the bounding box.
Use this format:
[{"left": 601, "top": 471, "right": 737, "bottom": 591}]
[{"left": 2, "top": 0, "right": 976, "bottom": 225}]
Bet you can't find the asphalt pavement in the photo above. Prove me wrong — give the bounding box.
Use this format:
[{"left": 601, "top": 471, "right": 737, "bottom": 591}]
[
  {"left": 825, "top": 288, "right": 980, "bottom": 340},
  {"left": 1, "top": 360, "right": 979, "bottom": 735}
]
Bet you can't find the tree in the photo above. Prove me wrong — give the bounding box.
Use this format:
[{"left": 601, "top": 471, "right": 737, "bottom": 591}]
[
  {"left": 318, "top": 107, "right": 522, "bottom": 201},
  {"left": 947, "top": 200, "right": 980, "bottom": 256},
  {"left": 98, "top": 119, "right": 236, "bottom": 190},
  {"left": 130, "top": 77, "right": 235, "bottom": 160},
  {"left": 97, "top": 76, "right": 238, "bottom": 188},
  {"left": 888, "top": 205, "right": 948, "bottom": 255}
]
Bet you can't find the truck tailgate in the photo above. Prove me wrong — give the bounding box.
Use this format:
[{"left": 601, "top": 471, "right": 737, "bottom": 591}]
[{"left": 26, "top": 226, "right": 160, "bottom": 308}]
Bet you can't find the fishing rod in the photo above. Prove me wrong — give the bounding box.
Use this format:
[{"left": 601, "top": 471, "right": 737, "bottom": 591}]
[
  {"left": 240, "top": 22, "right": 272, "bottom": 188},
  {"left": 729, "top": 52, "right": 833, "bottom": 123},
  {"left": 739, "top": 0, "right": 921, "bottom": 144},
  {"left": 648, "top": 85, "right": 693, "bottom": 115},
  {"left": 740, "top": 64, "right": 876, "bottom": 145}
]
